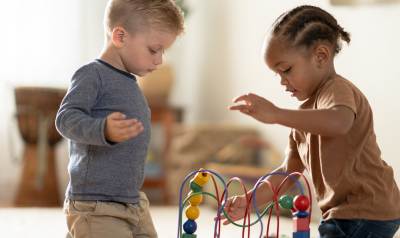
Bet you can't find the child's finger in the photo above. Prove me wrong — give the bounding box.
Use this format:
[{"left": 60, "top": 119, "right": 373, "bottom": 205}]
[
  {"left": 108, "top": 112, "right": 126, "bottom": 121},
  {"left": 222, "top": 198, "right": 232, "bottom": 209},
  {"left": 112, "top": 118, "right": 138, "bottom": 129},
  {"left": 130, "top": 124, "right": 144, "bottom": 136},
  {"left": 119, "top": 118, "right": 138, "bottom": 128},
  {"left": 129, "top": 128, "right": 144, "bottom": 138},
  {"left": 121, "top": 123, "right": 143, "bottom": 136},
  {"left": 229, "top": 105, "right": 250, "bottom": 111},
  {"left": 118, "top": 128, "right": 143, "bottom": 141},
  {"left": 223, "top": 218, "right": 233, "bottom": 226},
  {"left": 213, "top": 213, "right": 234, "bottom": 226},
  {"left": 232, "top": 94, "right": 255, "bottom": 103},
  {"left": 229, "top": 196, "right": 242, "bottom": 211},
  {"left": 214, "top": 214, "right": 226, "bottom": 221},
  {"left": 232, "top": 95, "right": 247, "bottom": 103},
  {"left": 212, "top": 201, "right": 231, "bottom": 221}
]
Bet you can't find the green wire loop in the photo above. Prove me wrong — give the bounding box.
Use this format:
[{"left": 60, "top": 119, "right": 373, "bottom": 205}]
[{"left": 179, "top": 191, "right": 276, "bottom": 237}]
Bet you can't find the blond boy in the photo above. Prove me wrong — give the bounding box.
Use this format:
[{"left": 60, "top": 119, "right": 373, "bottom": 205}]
[{"left": 56, "top": 0, "right": 185, "bottom": 237}]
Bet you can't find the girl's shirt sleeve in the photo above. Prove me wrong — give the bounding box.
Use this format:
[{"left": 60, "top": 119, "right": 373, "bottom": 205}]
[{"left": 316, "top": 79, "right": 358, "bottom": 117}]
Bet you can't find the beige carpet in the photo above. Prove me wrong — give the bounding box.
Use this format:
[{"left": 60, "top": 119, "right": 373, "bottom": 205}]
[
  {"left": 0, "top": 205, "right": 323, "bottom": 238},
  {"left": 5, "top": 205, "right": 400, "bottom": 238}
]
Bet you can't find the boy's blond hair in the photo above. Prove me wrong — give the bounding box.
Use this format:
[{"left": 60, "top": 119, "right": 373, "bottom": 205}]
[{"left": 104, "top": 0, "right": 185, "bottom": 38}]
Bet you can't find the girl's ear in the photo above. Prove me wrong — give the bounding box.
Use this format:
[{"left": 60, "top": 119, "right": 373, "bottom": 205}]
[
  {"left": 314, "top": 45, "right": 331, "bottom": 68},
  {"left": 112, "top": 27, "right": 127, "bottom": 48}
]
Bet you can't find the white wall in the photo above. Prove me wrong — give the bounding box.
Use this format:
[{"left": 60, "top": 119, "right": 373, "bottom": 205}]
[{"left": 1, "top": 0, "right": 400, "bottom": 224}]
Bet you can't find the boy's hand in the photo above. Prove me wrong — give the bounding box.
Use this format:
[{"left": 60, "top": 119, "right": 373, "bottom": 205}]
[
  {"left": 214, "top": 195, "right": 249, "bottom": 225},
  {"left": 228, "top": 93, "right": 280, "bottom": 124},
  {"left": 104, "top": 112, "right": 143, "bottom": 142}
]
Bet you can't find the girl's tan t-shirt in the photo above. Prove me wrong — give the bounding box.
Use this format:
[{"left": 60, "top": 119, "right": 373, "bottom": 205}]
[{"left": 286, "top": 74, "right": 400, "bottom": 220}]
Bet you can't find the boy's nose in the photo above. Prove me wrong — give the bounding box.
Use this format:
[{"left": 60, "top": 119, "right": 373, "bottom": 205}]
[{"left": 154, "top": 55, "right": 163, "bottom": 65}]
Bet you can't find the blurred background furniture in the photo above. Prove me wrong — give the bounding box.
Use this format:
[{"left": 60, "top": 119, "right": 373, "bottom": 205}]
[
  {"left": 14, "top": 87, "right": 66, "bottom": 207},
  {"left": 137, "top": 63, "right": 185, "bottom": 205},
  {"left": 142, "top": 105, "right": 182, "bottom": 205},
  {"left": 165, "top": 124, "right": 284, "bottom": 205}
]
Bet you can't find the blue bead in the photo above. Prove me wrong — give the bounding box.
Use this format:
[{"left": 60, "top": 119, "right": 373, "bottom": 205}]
[
  {"left": 293, "top": 230, "right": 310, "bottom": 238},
  {"left": 183, "top": 219, "right": 197, "bottom": 234},
  {"left": 293, "top": 211, "right": 309, "bottom": 218}
]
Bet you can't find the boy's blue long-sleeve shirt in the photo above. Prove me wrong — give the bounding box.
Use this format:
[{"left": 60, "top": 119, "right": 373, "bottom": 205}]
[{"left": 56, "top": 59, "right": 151, "bottom": 203}]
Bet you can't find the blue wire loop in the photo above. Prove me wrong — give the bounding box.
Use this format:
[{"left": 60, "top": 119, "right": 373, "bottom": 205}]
[
  {"left": 177, "top": 170, "right": 304, "bottom": 238},
  {"left": 178, "top": 170, "right": 228, "bottom": 238},
  {"left": 252, "top": 172, "right": 303, "bottom": 238}
]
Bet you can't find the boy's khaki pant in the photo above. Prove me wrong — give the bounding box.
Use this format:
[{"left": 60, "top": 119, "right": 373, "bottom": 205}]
[{"left": 63, "top": 191, "right": 158, "bottom": 238}]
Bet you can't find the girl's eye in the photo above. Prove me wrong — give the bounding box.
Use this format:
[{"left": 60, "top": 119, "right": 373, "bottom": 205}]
[
  {"left": 283, "top": 68, "right": 291, "bottom": 73},
  {"left": 149, "top": 49, "right": 157, "bottom": 54}
]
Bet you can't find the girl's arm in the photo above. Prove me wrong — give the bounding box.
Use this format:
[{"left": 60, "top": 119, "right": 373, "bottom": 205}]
[
  {"left": 275, "top": 106, "right": 355, "bottom": 137},
  {"left": 229, "top": 93, "right": 355, "bottom": 137}
]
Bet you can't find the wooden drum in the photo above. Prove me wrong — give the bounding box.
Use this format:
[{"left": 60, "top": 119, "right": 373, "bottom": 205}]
[{"left": 14, "top": 87, "right": 67, "bottom": 207}]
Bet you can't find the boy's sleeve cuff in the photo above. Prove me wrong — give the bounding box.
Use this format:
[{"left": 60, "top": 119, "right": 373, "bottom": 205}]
[{"left": 99, "top": 117, "right": 118, "bottom": 147}]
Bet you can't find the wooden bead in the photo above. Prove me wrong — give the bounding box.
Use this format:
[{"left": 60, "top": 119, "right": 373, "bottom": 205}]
[
  {"left": 293, "top": 195, "right": 309, "bottom": 211},
  {"left": 188, "top": 191, "right": 203, "bottom": 206},
  {"left": 185, "top": 205, "right": 200, "bottom": 220},
  {"left": 183, "top": 219, "right": 197, "bottom": 234}
]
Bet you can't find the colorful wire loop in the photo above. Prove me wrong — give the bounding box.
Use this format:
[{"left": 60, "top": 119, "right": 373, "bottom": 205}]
[{"left": 177, "top": 170, "right": 312, "bottom": 238}]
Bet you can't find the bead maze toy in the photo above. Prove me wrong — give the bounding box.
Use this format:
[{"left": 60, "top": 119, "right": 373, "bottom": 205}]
[{"left": 177, "top": 168, "right": 312, "bottom": 238}]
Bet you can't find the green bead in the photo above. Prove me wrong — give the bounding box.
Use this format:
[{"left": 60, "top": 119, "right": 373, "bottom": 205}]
[
  {"left": 278, "top": 195, "right": 293, "bottom": 210},
  {"left": 181, "top": 233, "right": 197, "bottom": 238},
  {"left": 189, "top": 180, "right": 204, "bottom": 192}
]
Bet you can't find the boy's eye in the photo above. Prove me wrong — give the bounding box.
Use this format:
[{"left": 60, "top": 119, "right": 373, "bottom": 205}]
[{"left": 283, "top": 68, "right": 291, "bottom": 73}]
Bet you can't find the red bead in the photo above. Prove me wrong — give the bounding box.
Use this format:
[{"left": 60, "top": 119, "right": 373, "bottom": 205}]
[{"left": 293, "top": 195, "right": 309, "bottom": 211}]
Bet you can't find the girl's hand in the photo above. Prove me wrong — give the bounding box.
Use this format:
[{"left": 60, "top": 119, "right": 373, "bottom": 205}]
[
  {"left": 228, "top": 93, "right": 280, "bottom": 124},
  {"left": 104, "top": 112, "right": 143, "bottom": 142},
  {"left": 214, "top": 195, "right": 249, "bottom": 225}
]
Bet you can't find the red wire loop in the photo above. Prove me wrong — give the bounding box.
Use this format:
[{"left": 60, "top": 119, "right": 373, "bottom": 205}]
[
  {"left": 275, "top": 172, "right": 312, "bottom": 224},
  {"left": 220, "top": 177, "right": 251, "bottom": 238},
  {"left": 207, "top": 173, "right": 222, "bottom": 238},
  {"left": 204, "top": 171, "right": 312, "bottom": 238},
  {"left": 259, "top": 180, "right": 279, "bottom": 238}
]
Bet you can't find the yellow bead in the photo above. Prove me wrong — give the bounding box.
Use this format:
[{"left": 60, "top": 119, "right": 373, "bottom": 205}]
[
  {"left": 192, "top": 168, "right": 210, "bottom": 187},
  {"left": 188, "top": 191, "right": 203, "bottom": 206},
  {"left": 185, "top": 205, "right": 200, "bottom": 220}
]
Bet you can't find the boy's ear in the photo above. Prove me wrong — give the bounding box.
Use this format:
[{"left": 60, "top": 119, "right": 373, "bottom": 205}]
[
  {"left": 112, "top": 27, "right": 127, "bottom": 48},
  {"left": 314, "top": 45, "right": 331, "bottom": 68}
]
